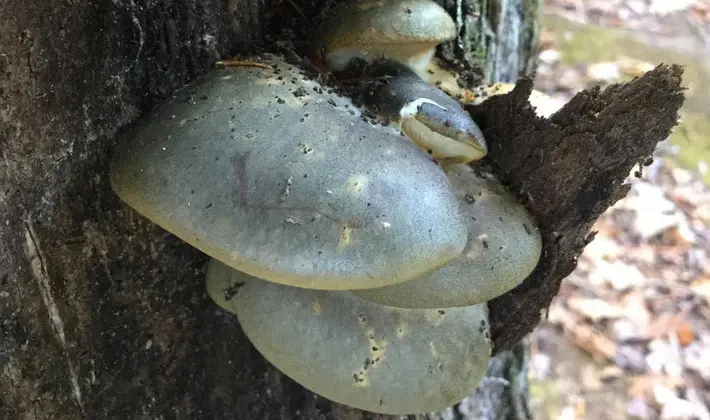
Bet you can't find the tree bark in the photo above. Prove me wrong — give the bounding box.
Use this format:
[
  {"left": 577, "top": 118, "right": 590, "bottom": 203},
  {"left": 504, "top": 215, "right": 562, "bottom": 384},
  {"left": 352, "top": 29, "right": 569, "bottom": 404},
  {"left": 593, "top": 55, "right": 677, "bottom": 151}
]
[{"left": 0, "top": 0, "right": 683, "bottom": 419}]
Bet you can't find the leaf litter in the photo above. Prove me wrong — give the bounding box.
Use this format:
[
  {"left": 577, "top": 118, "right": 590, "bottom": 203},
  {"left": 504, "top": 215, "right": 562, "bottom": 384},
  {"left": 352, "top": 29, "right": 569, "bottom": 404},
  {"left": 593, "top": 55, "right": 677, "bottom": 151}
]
[{"left": 530, "top": 2, "right": 710, "bottom": 418}]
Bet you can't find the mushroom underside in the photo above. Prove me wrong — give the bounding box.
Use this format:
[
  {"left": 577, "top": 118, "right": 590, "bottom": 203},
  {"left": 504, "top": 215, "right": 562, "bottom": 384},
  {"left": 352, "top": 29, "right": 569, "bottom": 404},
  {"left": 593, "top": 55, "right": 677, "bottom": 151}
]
[
  {"left": 206, "top": 259, "right": 492, "bottom": 415},
  {"left": 355, "top": 165, "right": 542, "bottom": 308}
]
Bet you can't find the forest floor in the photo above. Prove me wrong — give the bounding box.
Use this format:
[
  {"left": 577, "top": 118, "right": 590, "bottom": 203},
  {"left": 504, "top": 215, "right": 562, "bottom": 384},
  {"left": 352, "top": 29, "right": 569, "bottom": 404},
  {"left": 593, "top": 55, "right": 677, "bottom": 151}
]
[{"left": 528, "top": 1, "right": 710, "bottom": 419}]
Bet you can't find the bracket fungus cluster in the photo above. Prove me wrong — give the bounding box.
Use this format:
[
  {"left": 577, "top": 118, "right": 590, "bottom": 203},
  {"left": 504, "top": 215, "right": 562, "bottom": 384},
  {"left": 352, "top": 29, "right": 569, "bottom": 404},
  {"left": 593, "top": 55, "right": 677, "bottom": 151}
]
[{"left": 110, "top": 0, "right": 544, "bottom": 415}]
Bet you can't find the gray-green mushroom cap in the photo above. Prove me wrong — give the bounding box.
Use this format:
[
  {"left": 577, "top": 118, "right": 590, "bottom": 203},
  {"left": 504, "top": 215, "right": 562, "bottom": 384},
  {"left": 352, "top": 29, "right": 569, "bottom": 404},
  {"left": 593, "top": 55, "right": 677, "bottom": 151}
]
[
  {"left": 206, "top": 259, "right": 492, "bottom": 415},
  {"left": 314, "top": 0, "right": 456, "bottom": 75},
  {"left": 360, "top": 65, "right": 487, "bottom": 164},
  {"left": 109, "top": 55, "right": 468, "bottom": 290},
  {"left": 355, "top": 164, "right": 542, "bottom": 308}
]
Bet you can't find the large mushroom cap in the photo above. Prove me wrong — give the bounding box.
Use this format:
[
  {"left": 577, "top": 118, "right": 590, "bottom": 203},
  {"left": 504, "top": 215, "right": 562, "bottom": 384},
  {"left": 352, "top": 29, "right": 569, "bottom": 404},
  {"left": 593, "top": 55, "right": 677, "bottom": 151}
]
[
  {"left": 314, "top": 0, "right": 457, "bottom": 71},
  {"left": 206, "top": 259, "right": 492, "bottom": 415},
  {"left": 109, "top": 55, "right": 468, "bottom": 290},
  {"left": 355, "top": 164, "right": 542, "bottom": 308}
]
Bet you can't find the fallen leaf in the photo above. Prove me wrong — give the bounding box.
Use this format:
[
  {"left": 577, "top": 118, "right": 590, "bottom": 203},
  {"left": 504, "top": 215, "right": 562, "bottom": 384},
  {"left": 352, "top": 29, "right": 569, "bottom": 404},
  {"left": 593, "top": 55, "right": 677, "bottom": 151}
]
[
  {"left": 582, "top": 234, "right": 623, "bottom": 261},
  {"left": 616, "top": 344, "right": 648, "bottom": 372},
  {"left": 663, "top": 223, "right": 697, "bottom": 248},
  {"left": 614, "top": 182, "right": 685, "bottom": 239},
  {"left": 567, "top": 296, "right": 627, "bottom": 322},
  {"left": 612, "top": 318, "right": 645, "bottom": 342},
  {"left": 667, "top": 190, "right": 697, "bottom": 215},
  {"left": 692, "top": 5, "right": 710, "bottom": 21},
  {"left": 690, "top": 276, "right": 710, "bottom": 305},
  {"left": 621, "top": 292, "right": 652, "bottom": 337},
  {"left": 591, "top": 217, "right": 621, "bottom": 238},
  {"left": 646, "top": 338, "right": 684, "bottom": 377},
  {"left": 646, "top": 312, "right": 691, "bottom": 342},
  {"left": 549, "top": 304, "right": 617, "bottom": 360},
  {"left": 675, "top": 320, "right": 695, "bottom": 347},
  {"left": 629, "top": 374, "right": 685, "bottom": 399},
  {"left": 589, "top": 260, "right": 647, "bottom": 290}
]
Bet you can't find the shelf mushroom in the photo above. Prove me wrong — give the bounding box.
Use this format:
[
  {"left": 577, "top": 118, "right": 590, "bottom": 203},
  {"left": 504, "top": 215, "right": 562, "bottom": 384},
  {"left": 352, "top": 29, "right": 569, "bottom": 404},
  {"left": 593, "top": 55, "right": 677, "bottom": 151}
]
[
  {"left": 205, "top": 258, "right": 492, "bottom": 415},
  {"left": 110, "top": 54, "right": 543, "bottom": 415},
  {"left": 355, "top": 164, "right": 542, "bottom": 308},
  {"left": 110, "top": 55, "right": 468, "bottom": 291},
  {"left": 312, "top": 0, "right": 467, "bottom": 98}
]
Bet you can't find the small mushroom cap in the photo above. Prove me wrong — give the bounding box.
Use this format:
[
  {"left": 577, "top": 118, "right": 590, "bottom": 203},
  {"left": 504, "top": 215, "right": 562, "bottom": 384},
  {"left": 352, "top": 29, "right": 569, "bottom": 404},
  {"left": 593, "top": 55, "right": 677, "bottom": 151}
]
[
  {"left": 206, "top": 259, "right": 492, "bottom": 415},
  {"left": 399, "top": 100, "right": 488, "bottom": 164},
  {"left": 110, "top": 55, "right": 468, "bottom": 290},
  {"left": 355, "top": 164, "right": 542, "bottom": 308},
  {"left": 361, "top": 66, "right": 487, "bottom": 163},
  {"left": 314, "top": 0, "right": 456, "bottom": 71}
]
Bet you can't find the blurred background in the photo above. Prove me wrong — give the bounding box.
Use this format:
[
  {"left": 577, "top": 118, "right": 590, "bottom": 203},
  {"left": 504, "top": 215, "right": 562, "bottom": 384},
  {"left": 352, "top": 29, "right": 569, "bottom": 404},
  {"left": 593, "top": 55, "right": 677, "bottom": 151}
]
[{"left": 528, "top": 1, "right": 710, "bottom": 419}]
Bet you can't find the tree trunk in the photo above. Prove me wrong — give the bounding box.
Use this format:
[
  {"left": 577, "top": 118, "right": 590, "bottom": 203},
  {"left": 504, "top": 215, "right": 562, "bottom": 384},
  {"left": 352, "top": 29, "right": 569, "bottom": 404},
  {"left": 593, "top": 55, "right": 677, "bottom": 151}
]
[
  {"left": 1, "top": 0, "right": 683, "bottom": 419},
  {"left": 0, "top": 1, "right": 540, "bottom": 418}
]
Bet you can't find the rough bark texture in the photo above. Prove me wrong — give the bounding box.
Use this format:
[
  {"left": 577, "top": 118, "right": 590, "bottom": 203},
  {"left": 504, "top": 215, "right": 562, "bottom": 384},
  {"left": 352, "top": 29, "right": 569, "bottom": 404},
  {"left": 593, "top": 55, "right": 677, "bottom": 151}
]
[
  {"left": 468, "top": 67, "right": 685, "bottom": 352},
  {"left": 438, "top": 0, "right": 541, "bottom": 84},
  {"left": 0, "top": 0, "right": 683, "bottom": 419}
]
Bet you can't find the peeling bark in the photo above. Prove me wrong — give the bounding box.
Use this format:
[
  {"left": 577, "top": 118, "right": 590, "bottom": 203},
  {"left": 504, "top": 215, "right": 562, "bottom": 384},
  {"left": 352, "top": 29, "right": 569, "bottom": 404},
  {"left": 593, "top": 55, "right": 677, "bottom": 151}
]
[{"left": 470, "top": 68, "right": 685, "bottom": 352}]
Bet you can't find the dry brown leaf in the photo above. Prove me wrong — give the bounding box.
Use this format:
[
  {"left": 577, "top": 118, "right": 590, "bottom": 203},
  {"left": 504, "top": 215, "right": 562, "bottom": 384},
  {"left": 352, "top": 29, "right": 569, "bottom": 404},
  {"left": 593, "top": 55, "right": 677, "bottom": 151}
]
[
  {"left": 646, "top": 312, "right": 678, "bottom": 338},
  {"left": 591, "top": 217, "right": 621, "bottom": 239},
  {"left": 629, "top": 374, "right": 686, "bottom": 399},
  {"left": 551, "top": 305, "right": 617, "bottom": 360},
  {"left": 582, "top": 234, "right": 623, "bottom": 261},
  {"left": 667, "top": 190, "right": 697, "bottom": 215},
  {"left": 567, "top": 296, "right": 627, "bottom": 322},
  {"left": 663, "top": 224, "right": 697, "bottom": 249},
  {"left": 556, "top": 281, "right": 580, "bottom": 299},
  {"left": 625, "top": 244, "right": 657, "bottom": 266},
  {"left": 691, "top": 4, "right": 710, "bottom": 20},
  {"left": 590, "top": 260, "right": 647, "bottom": 291},
  {"left": 621, "top": 292, "right": 652, "bottom": 335},
  {"left": 691, "top": 275, "right": 710, "bottom": 303},
  {"left": 645, "top": 311, "right": 695, "bottom": 346},
  {"left": 675, "top": 320, "right": 695, "bottom": 347}
]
